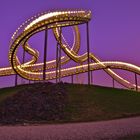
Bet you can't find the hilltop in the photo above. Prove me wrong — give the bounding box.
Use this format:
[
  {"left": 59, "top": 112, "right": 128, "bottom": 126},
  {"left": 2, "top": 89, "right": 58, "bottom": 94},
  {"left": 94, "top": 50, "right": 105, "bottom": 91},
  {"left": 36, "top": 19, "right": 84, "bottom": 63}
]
[{"left": 0, "top": 82, "right": 140, "bottom": 125}]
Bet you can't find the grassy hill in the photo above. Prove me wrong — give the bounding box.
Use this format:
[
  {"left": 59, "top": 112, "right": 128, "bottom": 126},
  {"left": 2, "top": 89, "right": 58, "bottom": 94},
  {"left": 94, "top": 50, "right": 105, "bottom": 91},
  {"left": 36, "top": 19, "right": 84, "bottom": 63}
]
[
  {"left": 0, "top": 82, "right": 140, "bottom": 124},
  {"left": 64, "top": 83, "right": 140, "bottom": 122}
]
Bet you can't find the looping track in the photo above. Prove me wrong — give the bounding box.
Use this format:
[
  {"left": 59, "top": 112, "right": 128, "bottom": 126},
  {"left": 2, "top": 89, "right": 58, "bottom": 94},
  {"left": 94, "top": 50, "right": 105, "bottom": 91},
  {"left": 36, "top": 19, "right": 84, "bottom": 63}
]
[{"left": 0, "top": 10, "right": 140, "bottom": 91}]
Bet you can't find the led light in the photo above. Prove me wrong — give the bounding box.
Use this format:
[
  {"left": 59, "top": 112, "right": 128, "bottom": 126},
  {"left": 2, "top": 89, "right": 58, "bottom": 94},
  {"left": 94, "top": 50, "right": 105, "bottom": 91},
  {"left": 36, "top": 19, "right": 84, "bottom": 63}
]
[{"left": 0, "top": 10, "right": 137, "bottom": 90}]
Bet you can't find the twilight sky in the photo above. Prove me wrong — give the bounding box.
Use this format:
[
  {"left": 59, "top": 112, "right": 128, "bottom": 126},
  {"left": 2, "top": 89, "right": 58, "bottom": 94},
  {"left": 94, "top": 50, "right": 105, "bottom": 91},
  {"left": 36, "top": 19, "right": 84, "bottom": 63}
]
[{"left": 0, "top": 0, "right": 140, "bottom": 88}]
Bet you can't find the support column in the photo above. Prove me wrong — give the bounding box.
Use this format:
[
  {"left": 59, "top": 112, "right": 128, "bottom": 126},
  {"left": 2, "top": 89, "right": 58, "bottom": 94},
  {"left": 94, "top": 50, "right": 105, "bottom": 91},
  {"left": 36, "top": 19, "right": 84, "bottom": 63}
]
[
  {"left": 56, "top": 42, "right": 59, "bottom": 83},
  {"left": 112, "top": 78, "right": 115, "bottom": 88},
  {"left": 56, "top": 27, "right": 62, "bottom": 83},
  {"left": 22, "top": 47, "right": 25, "bottom": 84},
  {"left": 71, "top": 75, "right": 74, "bottom": 84},
  {"left": 15, "top": 74, "right": 18, "bottom": 86},
  {"left": 43, "top": 26, "right": 48, "bottom": 81},
  {"left": 91, "top": 71, "right": 93, "bottom": 84},
  {"left": 135, "top": 73, "right": 138, "bottom": 91},
  {"left": 90, "top": 60, "right": 93, "bottom": 84},
  {"left": 58, "top": 28, "right": 62, "bottom": 82},
  {"left": 86, "top": 22, "right": 90, "bottom": 85}
]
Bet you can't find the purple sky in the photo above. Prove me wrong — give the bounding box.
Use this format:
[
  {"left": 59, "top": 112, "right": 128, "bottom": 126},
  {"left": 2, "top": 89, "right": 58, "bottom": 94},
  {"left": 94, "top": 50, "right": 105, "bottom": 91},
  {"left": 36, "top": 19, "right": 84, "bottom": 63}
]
[{"left": 0, "top": 0, "right": 140, "bottom": 88}]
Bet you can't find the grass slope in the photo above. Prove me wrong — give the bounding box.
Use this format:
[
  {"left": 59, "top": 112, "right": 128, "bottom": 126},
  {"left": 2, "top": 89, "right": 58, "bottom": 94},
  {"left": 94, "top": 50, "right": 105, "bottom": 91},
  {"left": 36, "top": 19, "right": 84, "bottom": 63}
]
[
  {"left": 64, "top": 84, "right": 140, "bottom": 122},
  {"left": 0, "top": 83, "right": 140, "bottom": 123}
]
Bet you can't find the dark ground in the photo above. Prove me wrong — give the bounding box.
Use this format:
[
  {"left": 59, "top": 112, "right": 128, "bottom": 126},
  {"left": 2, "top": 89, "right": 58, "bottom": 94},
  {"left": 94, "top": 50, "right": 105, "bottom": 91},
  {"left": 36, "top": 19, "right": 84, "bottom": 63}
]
[{"left": 0, "top": 82, "right": 67, "bottom": 124}]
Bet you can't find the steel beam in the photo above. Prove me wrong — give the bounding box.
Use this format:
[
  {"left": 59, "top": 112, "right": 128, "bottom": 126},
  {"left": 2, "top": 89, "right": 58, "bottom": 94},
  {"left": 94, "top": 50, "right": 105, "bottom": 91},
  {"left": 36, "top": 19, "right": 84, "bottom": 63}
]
[{"left": 43, "top": 26, "right": 48, "bottom": 81}]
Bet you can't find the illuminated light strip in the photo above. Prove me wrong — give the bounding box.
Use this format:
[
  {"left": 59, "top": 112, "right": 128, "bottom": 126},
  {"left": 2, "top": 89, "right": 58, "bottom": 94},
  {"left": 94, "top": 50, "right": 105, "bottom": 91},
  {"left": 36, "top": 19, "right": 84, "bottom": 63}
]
[
  {"left": 0, "top": 10, "right": 139, "bottom": 91},
  {"left": 9, "top": 10, "right": 88, "bottom": 80},
  {"left": 1, "top": 24, "right": 80, "bottom": 75},
  {"left": 6, "top": 10, "right": 140, "bottom": 89}
]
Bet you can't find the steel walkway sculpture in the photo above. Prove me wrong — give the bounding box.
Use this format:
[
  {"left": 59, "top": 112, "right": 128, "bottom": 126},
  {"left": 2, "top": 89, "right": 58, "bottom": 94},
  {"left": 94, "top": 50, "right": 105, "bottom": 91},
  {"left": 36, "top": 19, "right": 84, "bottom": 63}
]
[{"left": 0, "top": 10, "right": 140, "bottom": 91}]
